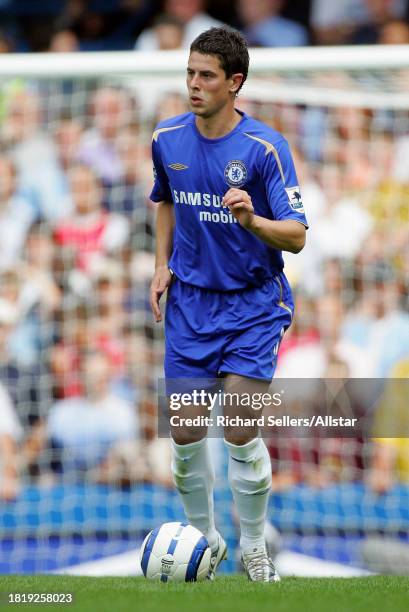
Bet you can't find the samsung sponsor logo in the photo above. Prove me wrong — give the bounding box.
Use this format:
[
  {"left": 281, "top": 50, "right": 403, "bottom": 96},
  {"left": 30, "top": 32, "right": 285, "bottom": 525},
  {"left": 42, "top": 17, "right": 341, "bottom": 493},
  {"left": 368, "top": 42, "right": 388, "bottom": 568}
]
[
  {"left": 173, "top": 189, "right": 238, "bottom": 224},
  {"left": 199, "top": 210, "right": 237, "bottom": 224},
  {"left": 173, "top": 189, "right": 223, "bottom": 208}
]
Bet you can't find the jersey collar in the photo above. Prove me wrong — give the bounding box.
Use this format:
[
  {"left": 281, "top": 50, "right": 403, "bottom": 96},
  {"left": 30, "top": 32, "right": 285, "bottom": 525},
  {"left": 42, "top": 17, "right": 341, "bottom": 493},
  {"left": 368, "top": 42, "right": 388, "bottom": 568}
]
[{"left": 191, "top": 109, "right": 247, "bottom": 144}]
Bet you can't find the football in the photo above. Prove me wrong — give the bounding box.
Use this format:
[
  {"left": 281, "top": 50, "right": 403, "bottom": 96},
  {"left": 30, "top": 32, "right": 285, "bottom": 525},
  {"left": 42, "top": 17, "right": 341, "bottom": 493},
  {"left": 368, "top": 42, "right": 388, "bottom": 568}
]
[{"left": 140, "top": 522, "right": 211, "bottom": 582}]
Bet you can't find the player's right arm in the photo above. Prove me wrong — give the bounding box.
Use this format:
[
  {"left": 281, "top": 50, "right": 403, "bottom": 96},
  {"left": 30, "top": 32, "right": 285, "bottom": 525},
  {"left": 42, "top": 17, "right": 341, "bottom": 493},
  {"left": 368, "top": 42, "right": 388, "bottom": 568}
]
[
  {"left": 149, "top": 127, "right": 176, "bottom": 322},
  {"left": 150, "top": 200, "right": 174, "bottom": 323}
]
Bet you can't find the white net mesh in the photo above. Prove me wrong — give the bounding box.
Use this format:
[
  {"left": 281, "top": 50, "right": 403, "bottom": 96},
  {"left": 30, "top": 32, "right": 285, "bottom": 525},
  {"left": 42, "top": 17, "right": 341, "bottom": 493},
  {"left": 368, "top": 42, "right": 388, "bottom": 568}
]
[{"left": 0, "top": 48, "right": 408, "bottom": 575}]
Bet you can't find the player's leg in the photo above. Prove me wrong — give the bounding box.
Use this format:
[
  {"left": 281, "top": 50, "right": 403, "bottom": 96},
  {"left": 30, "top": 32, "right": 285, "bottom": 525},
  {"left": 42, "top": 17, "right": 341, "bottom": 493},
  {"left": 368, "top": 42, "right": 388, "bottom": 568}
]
[
  {"left": 219, "top": 275, "right": 293, "bottom": 581},
  {"left": 171, "top": 418, "right": 227, "bottom": 578},
  {"left": 165, "top": 277, "right": 225, "bottom": 573},
  {"left": 170, "top": 401, "right": 220, "bottom": 554},
  {"left": 222, "top": 375, "right": 274, "bottom": 555}
]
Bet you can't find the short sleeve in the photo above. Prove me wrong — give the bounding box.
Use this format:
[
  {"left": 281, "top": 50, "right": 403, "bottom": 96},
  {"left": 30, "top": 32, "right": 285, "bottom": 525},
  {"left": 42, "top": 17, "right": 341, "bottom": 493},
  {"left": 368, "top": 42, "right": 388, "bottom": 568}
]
[
  {"left": 150, "top": 137, "right": 172, "bottom": 203},
  {"left": 260, "top": 138, "right": 308, "bottom": 228}
]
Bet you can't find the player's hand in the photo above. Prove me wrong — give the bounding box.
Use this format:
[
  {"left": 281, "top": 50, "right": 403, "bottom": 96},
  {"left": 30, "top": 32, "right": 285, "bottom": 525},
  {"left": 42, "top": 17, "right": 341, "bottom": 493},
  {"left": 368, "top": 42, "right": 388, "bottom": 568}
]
[
  {"left": 222, "top": 188, "right": 255, "bottom": 229},
  {"left": 150, "top": 265, "right": 173, "bottom": 323}
]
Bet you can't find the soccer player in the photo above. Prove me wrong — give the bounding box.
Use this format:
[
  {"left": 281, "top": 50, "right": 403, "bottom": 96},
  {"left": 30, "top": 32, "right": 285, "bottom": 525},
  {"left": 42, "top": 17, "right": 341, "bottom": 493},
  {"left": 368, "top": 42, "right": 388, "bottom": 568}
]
[{"left": 149, "top": 27, "right": 308, "bottom": 582}]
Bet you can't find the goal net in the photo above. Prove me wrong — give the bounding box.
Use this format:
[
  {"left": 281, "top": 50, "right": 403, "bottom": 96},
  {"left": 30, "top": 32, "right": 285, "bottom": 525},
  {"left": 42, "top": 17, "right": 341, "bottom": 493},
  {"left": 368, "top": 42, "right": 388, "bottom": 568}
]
[{"left": 0, "top": 46, "right": 408, "bottom": 576}]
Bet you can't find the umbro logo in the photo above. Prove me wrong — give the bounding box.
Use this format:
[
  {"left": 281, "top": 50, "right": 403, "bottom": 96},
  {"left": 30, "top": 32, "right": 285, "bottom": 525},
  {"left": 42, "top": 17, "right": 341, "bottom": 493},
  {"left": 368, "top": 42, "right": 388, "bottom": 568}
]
[{"left": 168, "top": 163, "right": 188, "bottom": 170}]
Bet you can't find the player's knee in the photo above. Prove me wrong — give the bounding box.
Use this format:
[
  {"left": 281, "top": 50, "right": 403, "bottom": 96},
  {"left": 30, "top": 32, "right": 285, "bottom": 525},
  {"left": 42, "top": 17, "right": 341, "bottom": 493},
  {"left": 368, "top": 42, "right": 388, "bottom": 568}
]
[
  {"left": 171, "top": 427, "right": 206, "bottom": 446},
  {"left": 224, "top": 426, "right": 257, "bottom": 446}
]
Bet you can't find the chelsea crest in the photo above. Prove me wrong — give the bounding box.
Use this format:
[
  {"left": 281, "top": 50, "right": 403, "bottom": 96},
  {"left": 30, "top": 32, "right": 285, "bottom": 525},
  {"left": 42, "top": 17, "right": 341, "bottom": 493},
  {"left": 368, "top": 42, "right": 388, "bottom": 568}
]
[{"left": 224, "top": 160, "right": 247, "bottom": 187}]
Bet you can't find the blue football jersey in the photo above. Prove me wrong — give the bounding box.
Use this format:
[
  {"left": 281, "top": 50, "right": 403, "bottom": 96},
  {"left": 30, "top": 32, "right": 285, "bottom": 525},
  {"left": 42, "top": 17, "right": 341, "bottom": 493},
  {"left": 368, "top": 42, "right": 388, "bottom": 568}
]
[{"left": 150, "top": 110, "right": 308, "bottom": 291}]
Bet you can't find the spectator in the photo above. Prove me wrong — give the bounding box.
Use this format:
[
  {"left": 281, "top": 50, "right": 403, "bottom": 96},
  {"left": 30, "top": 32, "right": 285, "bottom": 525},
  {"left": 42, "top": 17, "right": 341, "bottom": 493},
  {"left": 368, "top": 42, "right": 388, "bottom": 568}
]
[
  {"left": 379, "top": 19, "right": 409, "bottom": 43},
  {"left": 49, "top": 303, "right": 93, "bottom": 400},
  {"left": 0, "top": 28, "right": 14, "bottom": 53},
  {"left": 311, "top": 0, "right": 372, "bottom": 45},
  {"left": 275, "top": 293, "right": 324, "bottom": 378},
  {"left": 350, "top": 0, "right": 408, "bottom": 44},
  {"left": 0, "top": 286, "right": 50, "bottom": 412},
  {"left": 90, "top": 345, "right": 171, "bottom": 486},
  {"left": 312, "top": 161, "right": 374, "bottom": 260},
  {"left": 392, "top": 124, "right": 409, "bottom": 184},
  {"left": 282, "top": 148, "right": 327, "bottom": 295},
  {"left": 90, "top": 258, "right": 129, "bottom": 376},
  {"left": 50, "top": 256, "right": 130, "bottom": 403},
  {"left": 310, "top": 0, "right": 406, "bottom": 44},
  {"left": 46, "top": 350, "right": 138, "bottom": 473},
  {"left": 48, "top": 113, "right": 84, "bottom": 217},
  {"left": 367, "top": 437, "right": 409, "bottom": 493},
  {"left": 368, "top": 132, "right": 409, "bottom": 229},
  {"left": 88, "top": 398, "right": 173, "bottom": 487},
  {"left": 144, "top": 13, "right": 184, "bottom": 50},
  {"left": 54, "top": 164, "right": 130, "bottom": 274},
  {"left": 56, "top": 1, "right": 109, "bottom": 51},
  {"left": 2, "top": 90, "right": 69, "bottom": 222},
  {"left": 0, "top": 380, "right": 22, "bottom": 501},
  {"left": 53, "top": 114, "right": 83, "bottom": 174},
  {"left": 0, "top": 270, "right": 21, "bottom": 315},
  {"left": 8, "top": 222, "right": 62, "bottom": 366},
  {"left": 122, "top": 325, "right": 157, "bottom": 400},
  {"left": 0, "top": 269, "right": 33, "bottom": 366},
  {"left": 237, "top": 0, "right": 308, "bottom": 47},
  {"left": 135, "top": 0, "right": 222, "bottom": 50},
  {"left": 78, "top": 86, "right": 134, "bottom": 184},
  {"left": 104, "top": 123, "right": 154, "bottom": 241},
  {"left": 367, "top": 358, "right": 409, "bottom": 494},
  {"left": 56, "top": 0, "right": 153, "bottom": 51},
  {"left": 0, "top": 155, "right": 35, "bottom": 270},
  {"left": 0, "top": 295, "right": 50, "bottom": 471},
  {"left": 49, "top": 28, "right": 80, "bottom": 52},
  {"left": 152, "top": 91, "right": 189, "bottom": 125},
  {"left": 338, "top": 261, "right": 409, "bottom": 377}
]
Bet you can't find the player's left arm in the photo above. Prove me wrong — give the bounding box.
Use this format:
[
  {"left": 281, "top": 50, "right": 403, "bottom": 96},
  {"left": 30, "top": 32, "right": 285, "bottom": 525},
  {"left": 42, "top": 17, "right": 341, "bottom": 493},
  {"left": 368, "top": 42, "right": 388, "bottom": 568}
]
[
  {"left": 222, "top": 188, "right": 306, "bottom": 253},
  {"left": 223, "top": 136, "right": 307, "bottom": 253}
]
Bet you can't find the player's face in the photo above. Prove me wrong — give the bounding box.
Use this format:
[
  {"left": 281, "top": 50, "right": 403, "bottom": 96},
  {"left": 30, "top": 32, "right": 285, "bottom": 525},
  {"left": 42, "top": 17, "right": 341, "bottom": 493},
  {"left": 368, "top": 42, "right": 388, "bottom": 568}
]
[{"left": 187, "top": 52, "right": 240, "bottom": 119}]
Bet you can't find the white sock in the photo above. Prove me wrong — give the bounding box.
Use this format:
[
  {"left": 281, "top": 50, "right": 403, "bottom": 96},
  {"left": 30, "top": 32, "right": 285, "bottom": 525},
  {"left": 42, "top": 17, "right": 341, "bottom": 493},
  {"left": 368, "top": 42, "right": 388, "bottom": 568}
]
[
  {"left": 225, "top": 437, "right": 272, "bottom": 554},
  {"left": 171, "top": 438, "right": 219, "bottom": 551}
]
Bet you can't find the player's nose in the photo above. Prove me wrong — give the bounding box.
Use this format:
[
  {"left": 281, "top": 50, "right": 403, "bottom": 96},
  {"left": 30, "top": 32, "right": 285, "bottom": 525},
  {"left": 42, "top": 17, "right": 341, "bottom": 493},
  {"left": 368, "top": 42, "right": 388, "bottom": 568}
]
[{"left": 189, "top": 74, "right": 200, "bottom": 89}]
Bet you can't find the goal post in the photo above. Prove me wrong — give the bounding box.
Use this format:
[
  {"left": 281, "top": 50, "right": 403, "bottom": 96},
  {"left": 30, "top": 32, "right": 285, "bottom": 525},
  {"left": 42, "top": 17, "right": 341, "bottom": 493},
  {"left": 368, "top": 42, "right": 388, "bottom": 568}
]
[{"left": 1, "top": 44, "right": 409, "bottom": 76}]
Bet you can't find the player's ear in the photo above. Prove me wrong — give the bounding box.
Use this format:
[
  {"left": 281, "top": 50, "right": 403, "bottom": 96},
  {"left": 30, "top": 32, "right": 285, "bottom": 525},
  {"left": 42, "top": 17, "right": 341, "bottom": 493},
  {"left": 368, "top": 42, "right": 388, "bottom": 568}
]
[{"left": 229, "top": 73, "right": 244, "bottom": 95}]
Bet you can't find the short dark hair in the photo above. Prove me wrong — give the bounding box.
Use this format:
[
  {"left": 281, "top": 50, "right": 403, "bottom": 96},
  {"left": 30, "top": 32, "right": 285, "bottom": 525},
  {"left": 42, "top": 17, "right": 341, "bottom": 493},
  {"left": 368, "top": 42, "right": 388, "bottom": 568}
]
[{"left": 190, "top": 27, "right": 249, "bottom": 95}]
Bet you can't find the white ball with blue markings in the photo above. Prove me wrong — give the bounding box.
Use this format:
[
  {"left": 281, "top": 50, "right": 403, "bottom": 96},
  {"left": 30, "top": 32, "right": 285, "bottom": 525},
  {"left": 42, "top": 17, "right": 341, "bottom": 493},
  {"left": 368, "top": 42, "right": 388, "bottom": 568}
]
[{"left": 140, "top": 522, "right": 211, "bottom": 582}]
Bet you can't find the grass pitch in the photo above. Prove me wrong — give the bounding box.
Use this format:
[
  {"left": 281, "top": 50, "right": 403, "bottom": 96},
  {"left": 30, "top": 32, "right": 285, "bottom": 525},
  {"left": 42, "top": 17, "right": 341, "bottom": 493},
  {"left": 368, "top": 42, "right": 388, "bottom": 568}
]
[{"left": 1, "top": 575, "right": 408, "bottom": 612}]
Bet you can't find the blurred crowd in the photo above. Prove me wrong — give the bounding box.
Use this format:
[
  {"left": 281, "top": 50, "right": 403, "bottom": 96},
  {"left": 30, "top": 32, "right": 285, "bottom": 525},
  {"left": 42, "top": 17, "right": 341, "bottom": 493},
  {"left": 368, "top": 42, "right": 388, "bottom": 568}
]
[
  {"left": 0, "top": 84, "right": 171, "bottom": 500},
  {"left": 1, "top": 0, "right": 409, "bottom": 53},
  {"left": 0, "top": 21, "right": 409, "bottom": 504}
]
